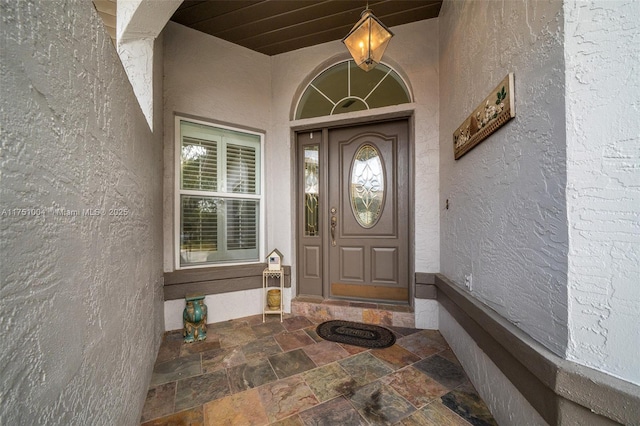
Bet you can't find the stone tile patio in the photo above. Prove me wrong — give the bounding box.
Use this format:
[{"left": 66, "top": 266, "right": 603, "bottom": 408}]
[{"left": 140, "top": 313, "right": 497, "bottom": 425}]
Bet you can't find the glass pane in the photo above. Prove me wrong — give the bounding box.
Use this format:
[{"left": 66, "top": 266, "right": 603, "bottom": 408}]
[
  {"left": 365, "top": 71, "right": 411, "bottom": 109},
  {"left": 296, "top": 86, "right": 334, "bottom": 119},
  {"left": 180, "top": 195, "right": 219, "bottom": 266},
  {"left": 180, "top": 195, "right": 259, "bottom": 265},
  {"left": 304, "top": 145, "right": 319, "bottom": 237},
  {"left": 313, "top": 61, "right": 348, "bottom": 102},
  {"left": 350, "top": 61, "right": 390, "bottom": 100},
  {"left": 226, "top": 199, "right": 259, "bottom": 251},
  {"left": 343, "top": 18, "right": 371, "bottom": 65},
  {"left": 226, "top": 143, "right": 257, "bottom": 194},
  {"left": 350, "top": 144, "right": 385, "bottom": 228},
  {"left": 333, "top": 98, "right": 368, "bottom": 115},
  {"left": 368, "top": 20, "right": 393, "bottom": 64},
  {"left": 181, "top": 136, "right": 218, "bottom": 191}
]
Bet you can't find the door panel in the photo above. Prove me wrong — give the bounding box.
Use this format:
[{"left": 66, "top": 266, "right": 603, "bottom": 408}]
[
  {"left": 329, "top": 120, "right": 409, "bottom": 303},
  {"left": 303, "top": 246, "right": 321, "bottom": 279},
  {"left": 340, "top": 247, "right": 365, "bottom": 280},
  {"left": 372, "top": 247, "right": 398, "bottom": 282},
  {"left": 296, "top": 132, "right": 323, "bottom": 297}
]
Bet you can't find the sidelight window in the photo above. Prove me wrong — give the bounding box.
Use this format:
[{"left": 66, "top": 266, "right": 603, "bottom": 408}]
[{"left": 304, "top": 145, "right": 319, "bottom": 236}]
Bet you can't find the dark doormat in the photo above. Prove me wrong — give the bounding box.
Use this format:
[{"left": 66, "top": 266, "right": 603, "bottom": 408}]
[{"left": 316, "top": 320, "right": 396, "bottom": 349}]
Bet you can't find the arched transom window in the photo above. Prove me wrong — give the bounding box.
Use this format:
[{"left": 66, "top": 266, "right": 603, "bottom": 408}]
[{"left": 295, "top": 60, "right": 412, "bottom": 120}]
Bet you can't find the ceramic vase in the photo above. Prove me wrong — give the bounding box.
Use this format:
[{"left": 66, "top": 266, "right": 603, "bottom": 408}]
[
  {"left": 267, "top": 289, "right": 281, "bottom": 310},
  {"left": 183, "top": 294, "right": 207, "bottom": 343}
]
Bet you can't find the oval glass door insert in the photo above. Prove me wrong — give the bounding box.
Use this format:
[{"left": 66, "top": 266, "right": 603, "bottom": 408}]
[{"left": 350, "top": 144, "right": 385, "bottom": 228}]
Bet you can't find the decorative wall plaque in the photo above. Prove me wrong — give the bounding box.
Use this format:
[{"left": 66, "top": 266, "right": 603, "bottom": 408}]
[{"left": 453, "top": 73, "right": 515, "bottom": 160}]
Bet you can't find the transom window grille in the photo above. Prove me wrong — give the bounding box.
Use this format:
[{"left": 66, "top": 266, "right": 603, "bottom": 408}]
[
  {"left": 295, "top": 60, "right": 411, "bottom": 120},
  {"left": 177, "top": 118, "right": 262, "bottom": 267}
]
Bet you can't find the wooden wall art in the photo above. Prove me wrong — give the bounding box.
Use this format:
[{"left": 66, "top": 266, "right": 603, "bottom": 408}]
[{"left": 453, "top": 73, "right": 515, "bottom": 160}]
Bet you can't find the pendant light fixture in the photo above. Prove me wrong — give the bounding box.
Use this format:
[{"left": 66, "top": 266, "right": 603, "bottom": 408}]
[{"left": 342, "top": 6, "right": 394, "bottom": 72}]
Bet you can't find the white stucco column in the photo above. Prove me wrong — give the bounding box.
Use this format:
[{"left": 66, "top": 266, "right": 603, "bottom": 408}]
[
  {"left": 117, "top": 0, "right": 182, "bottom": 130},
  {"left": 564, "top": 0, "right": 640, "bottom": 386}
]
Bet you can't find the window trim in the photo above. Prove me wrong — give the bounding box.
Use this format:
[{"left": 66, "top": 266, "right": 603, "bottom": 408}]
[{"left": 174, "top": 116, "right": 265, "bottom": 270}]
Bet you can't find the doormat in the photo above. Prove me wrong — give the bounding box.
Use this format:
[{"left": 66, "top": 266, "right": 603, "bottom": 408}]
[{"left": 316, "top": 320, "right": 396, "bottom": 349}]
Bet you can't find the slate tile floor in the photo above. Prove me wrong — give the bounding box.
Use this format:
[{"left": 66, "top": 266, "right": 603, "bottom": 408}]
[{"left": 141, "top": 314, "right": 497, "bottom": 425}]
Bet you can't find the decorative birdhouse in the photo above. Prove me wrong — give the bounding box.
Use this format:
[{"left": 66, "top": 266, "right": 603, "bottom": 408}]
[{"left": 267, "top": 248, "right": 283, "bottom": 271}]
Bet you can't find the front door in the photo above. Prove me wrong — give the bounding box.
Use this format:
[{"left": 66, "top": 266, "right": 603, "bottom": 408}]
[{"left": 297, "top": 119, "right": 409, "bottom": 303}]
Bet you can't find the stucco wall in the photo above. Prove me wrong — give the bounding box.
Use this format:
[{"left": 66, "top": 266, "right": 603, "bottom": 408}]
[
  {"left": 0, "top": 0, "right": 165, "bottom": 424},
  {"left": 564, "top": 0, "right": 640, "bottom": 385},
  {"left": 439, "top": 0, "right": 569, "bottom": 356},
  {"left": 162, "top": 22, "right": 272, "bottom": 273}
]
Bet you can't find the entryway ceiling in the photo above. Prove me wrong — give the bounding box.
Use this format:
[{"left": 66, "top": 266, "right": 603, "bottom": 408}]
[{"left": 170, "top": 0, "right": 442, "bottom": 56}]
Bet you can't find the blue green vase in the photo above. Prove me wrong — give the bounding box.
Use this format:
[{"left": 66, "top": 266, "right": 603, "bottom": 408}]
[{"left": 183, "top": 294, "right": 207, "bottom": 343}]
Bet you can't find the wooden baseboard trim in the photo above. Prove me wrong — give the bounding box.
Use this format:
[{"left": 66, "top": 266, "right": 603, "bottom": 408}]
[
  {"left": 434, "top": 273, "right": 639, "bottom": 425},
  {"left": 415, "top": 272, "right": 437, "bottom": 299}
]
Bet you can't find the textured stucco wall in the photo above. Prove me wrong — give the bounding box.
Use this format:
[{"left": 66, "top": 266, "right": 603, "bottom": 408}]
[
  {"left": 0, "top": 0, "right": 165, "bottom": 424},
  {"left": 439, "top": 0, "right": 569, "bottom": 356},
  {"left": 162, "top": 22, "right": 272, "bottom": 273},
  {"left": 564, "top": 0, "right": 640, "bottom": 385}
]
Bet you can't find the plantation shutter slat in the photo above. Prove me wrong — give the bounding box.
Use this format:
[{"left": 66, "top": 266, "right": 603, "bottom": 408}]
[
  {"left": 181, "top": 136, "right": 218, "bottom": 191},
  {"left": 181, "top": 195, "right": 218, "bottom": 253},
  {"left": 226, "top": 144, "right": 256, "bottom": 194},
  {"left": 226, "top": 200, "right": 258, "bottom": 250}
]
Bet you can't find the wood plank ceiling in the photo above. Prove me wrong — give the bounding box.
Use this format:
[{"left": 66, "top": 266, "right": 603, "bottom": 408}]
[
  {"left": 170, "top": 0, "right": 442, "bottom": 56},
  {"left": 93, "top": 0, "right": 117, "bottom": 42}
]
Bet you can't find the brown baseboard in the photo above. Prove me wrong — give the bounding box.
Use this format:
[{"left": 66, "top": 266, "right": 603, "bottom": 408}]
[
  {"left": 434, "top": 273, "right": 639, "bottom": 425},
  {"left": 415, "top": 272, "right": 437, "bottom": 299}
]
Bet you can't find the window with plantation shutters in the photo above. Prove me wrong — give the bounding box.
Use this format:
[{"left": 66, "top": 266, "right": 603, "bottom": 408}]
[{"left": 177, "top": 119, "right": 262, "bottom": 267}]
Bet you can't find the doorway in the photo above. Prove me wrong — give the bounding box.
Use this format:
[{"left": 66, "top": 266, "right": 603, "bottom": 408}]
[{"left": 296, "top": 119, "right": 410, "bottom": 304}]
